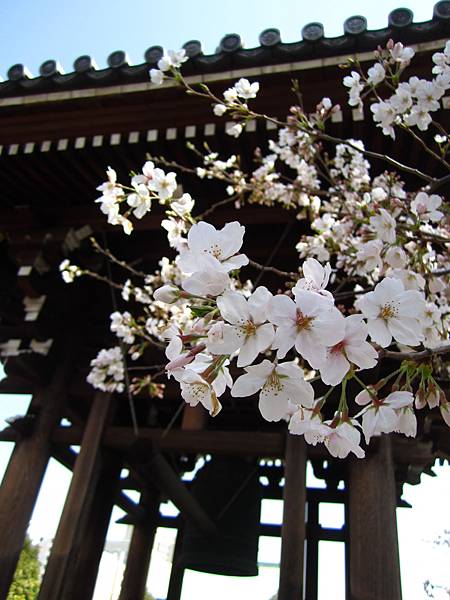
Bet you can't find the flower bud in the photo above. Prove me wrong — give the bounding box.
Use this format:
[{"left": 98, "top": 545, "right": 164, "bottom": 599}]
[{"left": 153, "top": 284, "right": 180, "bottom": 303}]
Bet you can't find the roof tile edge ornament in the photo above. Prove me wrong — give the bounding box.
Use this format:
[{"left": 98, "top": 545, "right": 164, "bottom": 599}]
[
  {"left": 183, "top": 40, "right": 203, "bottom": 58},
  {"left": 434, "top": 0, "right": 450, "bottom": 19},
  {"left": 107, "top": 50, "right": 130, "bottom": 69},
  {"left": 301, "top": 22, "right": 325, "bottom": 42},
  {"left": 144, "top": 46, "right": 164, "bottom": 65},
  {"left": 73, "top": 55, "right": 98, "bottom": 73},
  {"left": 39, "top": 60, "right": 64, "bottom": 78},
  {"left": 343, "top": 15, "right": 368, "bottom": 36},
  {"left": 388, "top": 7, "right": 414, "bottom": 29},
  {"left": 219, "top": 34, "right": 243, "bottom": 53},
  {"left": 7, "top": 64, "right": 33, "bottom": 81},
  {"left": 259, "top": 28, "right": 281, "bottom": 47}
]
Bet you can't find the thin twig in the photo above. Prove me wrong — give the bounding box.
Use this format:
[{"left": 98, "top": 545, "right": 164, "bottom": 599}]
[
  {"left": 91, "top": 237, "right": 147, "bottom": 278},
  {"left": 334, "top": 286, "right": 374, "bottom": 300},
  {"left": 314, "top": 132, "right": 435, "bottom": 183},
  {"left": 83, "top": 270, "right": 124, "bottom": 291},
  {"left": 102, "top": 232, "right": 139, "bottom": 436},
  {"left": 196, "top": 194, "right": 241, "bottom": 220},
  {"left": 162, "top": 401, "right": 186, "bottom": 438},
  {"left": 403, "top": 126, "right": 450, "bottom": 171},
  {"left": 379, "top": 344, "right": 450, "bottom": 361},
  {"left": 248, "top": 259, "right": 298, "bottom": 280}
]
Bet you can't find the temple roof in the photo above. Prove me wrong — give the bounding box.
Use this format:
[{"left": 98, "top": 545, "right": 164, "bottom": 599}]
[{"left": 1, "top": 3, "right": 449, "bottom": 99}]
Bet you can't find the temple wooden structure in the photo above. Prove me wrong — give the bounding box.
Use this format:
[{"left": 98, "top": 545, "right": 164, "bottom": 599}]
[{"left": 0, "top": 4, "right": 449, "bottom": 599}]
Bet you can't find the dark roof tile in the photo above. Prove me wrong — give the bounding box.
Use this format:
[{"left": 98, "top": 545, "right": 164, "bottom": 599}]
[{"left": 0, "top": 4, "right": 448, "bottom": 98}]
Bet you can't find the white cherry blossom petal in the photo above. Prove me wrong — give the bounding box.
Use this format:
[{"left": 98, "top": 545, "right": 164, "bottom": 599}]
[
  {"left": 367, "top": 318, "right": 392, "bottom": 347},
  {"left": 217, "top": 291, "right": 250, "bottom": 324},
  {"left": 321, "top": 351, "right": 350, "bottom": 386}
]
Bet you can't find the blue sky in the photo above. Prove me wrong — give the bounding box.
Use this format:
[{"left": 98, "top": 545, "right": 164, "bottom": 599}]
[{"left": 0, "top": 0, "right": 436, "bottom": 79}]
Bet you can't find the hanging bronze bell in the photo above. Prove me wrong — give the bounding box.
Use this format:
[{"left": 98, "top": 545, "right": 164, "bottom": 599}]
[{"left": 180, "top": 457, "right": 262, "bottom": 576}]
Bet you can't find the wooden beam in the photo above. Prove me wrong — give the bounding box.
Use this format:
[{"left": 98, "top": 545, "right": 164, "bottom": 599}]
[
  {"left": 0, "top": 346, "right": 75, "bottom": 600},
  {"left": 46, "top": 426, "right": 437, "bottom": 464},
  {"left": 38, "top": 392, "right": 113, "bottom": 600},
  {"left": 118, "top": 490, "right": 160, "bottom": 600},
  {"left": 52, "top": 426, "right": 286, "bottom": 456},
  {"left": 278, "top": 435, "right": 307, "bottom": 600},
  {"left": 130, "top": 443, "right": 218, "bottom": 538},
  {"left": 348, "top": 436, "right": 402, "bottom": 600}
]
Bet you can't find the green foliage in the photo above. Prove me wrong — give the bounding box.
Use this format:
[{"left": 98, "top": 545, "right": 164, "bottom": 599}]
[
  {"left": 7, "top": 536, "right": 41, "bottom": 600},
  {"left": 144, "top": 592, "right": 155, "bottom": 600}
]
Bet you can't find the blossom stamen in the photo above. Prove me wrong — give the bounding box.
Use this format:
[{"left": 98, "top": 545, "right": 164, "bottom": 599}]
[{"left": 296, "top": 309, "right": 313, "bottom": 331}]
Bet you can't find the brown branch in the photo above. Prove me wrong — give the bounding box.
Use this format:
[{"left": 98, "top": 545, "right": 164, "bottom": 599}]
[
  {"left": 196, "top": 194, "right": 241, "bottom": 220},
  {"left": 379, "top": 344, "right": 450, "bottom": 361},
  {"left": 247, "top": 259, "right": 298, "bottom": 280},
  {"left": 91, "top": 237, "right": 147, "bottom": 278},
  {"left": 314, "top": 132, "right": 435, "bottom": 183}
]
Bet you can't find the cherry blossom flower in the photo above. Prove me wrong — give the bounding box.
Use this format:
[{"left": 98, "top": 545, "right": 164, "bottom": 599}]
[
  {"left": 231, "top": 359, "right": 314, "bottom": 421},
  {"left": 356, "top": 277, "right": 425, "bottom": 347},
  {"left": 127, "top": 183, "right": 151, "bottom": 219},
  {"left": 179, "top": 221, "right": 248, "bottom": 273},
  {"left": 343, "top": 71, "right": 363, "bottom": 107},
  {"left": 181, "top": 256, "right": 230, "bottom": 297},
  {"left": 87, "top": 347, "right": 125, "bottom": 393},
  {"left": 170, "top": 193, "right": 195, "bottom": 217},
  {"left": 213, "top": 103, "right": 227, "bottom": 116},
  {"left": 150, "top": 68, "right": 164, "bottom": 85},
  {"left": 323, "top": 420, "right": 365, "bottom": 458},
  {"left": 370, "top": 101, "right": 396, "bottom": 138},
  {"left": 288, "top": 405, "right": 331, "bottom": 444},
  {"left": 157, "top": 49, "right": 188, "bottom": 71},
  {"left": 59, "top": 259, "right": 82, "bottom": 283},
  {"left": 234, "top": 78, "right": 260, "bottom": 99},
  {"left": 440, "top": 400, "right": 450, "bottom": 428},
  {"left": 388, "top": 268, "right": 425, "bottom": 291},
  {"left": 318, "top": 315, "right": 378, "bottom": 386},
  {"left": 207, "top": 287, "right": 274, "bottom": 367},
  {"left": 148, "top": 168, "right": 177, "bottom": 201},
  {"left": 355, "top": 389, "right": 414, "bottom": 443},
  {"left": 269, "top": 290, "right": 345, "bottom": 367},
  {"left": 411, "top": 192, "right": 443, "bottom": 222},
  {"left": 370, "top": 208, "right": 396, "bottom": 243},
  {"left": 172, "top": 368, "right": 222, "bottom": 416},
  {"left": 356, "top": 239, "right": 383, "bottom": 273},
  {"left": 153, "top": 284, "right": 180, "bottom": 304},
  {"left": 226, "top": 123, "right": 243, "bottom": 138},
  {"left": 367, "top": 63, "right": 386, "bottom": 86},
  {"left": 385, "top": 246, "right": 407, "bottom": 269},
  {"left": 292, "top": 258, "right": 333, "bottom": 300},
  {"left": 110, "top": 311, "right": 135, "bottom": 344},
  {"left": 390, "top": 42, "right": 415, "bottom": 67},
  {"left": 395, "top": 407, "right": 417, "bottom": 437},
  {"left": 161, "top": 217, "right": 187, "bottom": 252}
]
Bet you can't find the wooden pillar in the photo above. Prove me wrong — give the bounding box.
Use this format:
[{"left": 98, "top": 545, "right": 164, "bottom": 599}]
[
  {"left": 67, "top": 452, "right": 123, "bottom": 599},
  {"left": 0, "top": 348, "right": 74, "bottom": 600},
  {"left": 38, "top": 392, "right": 114, "bottom": 600},
  {"left": 278, "top": 435, "right": 307, "bottom": 600},
  {"left": 166, "top": 526, "right": 185, "bottom": 600},
  {"left": 348, "top": 436, "right": 402, "bottom": 600},
  {"left": 118, "top": 490, "right": 160, "bottom": 600}
]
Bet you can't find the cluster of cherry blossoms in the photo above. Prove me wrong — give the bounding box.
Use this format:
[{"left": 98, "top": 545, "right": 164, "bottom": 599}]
[
  {"left": 62, "top": 39, "right": 449, "bottom": 460},
  {"left": 343, "top": 40, "right": 450, "bottom": 138}
]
